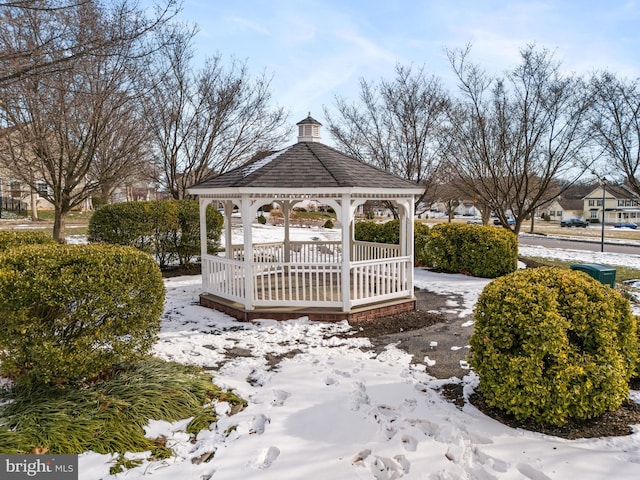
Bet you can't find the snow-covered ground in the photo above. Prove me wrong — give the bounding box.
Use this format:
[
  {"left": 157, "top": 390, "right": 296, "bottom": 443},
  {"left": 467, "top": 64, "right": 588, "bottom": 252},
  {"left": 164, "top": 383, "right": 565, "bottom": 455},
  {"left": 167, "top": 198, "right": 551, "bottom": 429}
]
[{"left": 69, "top": 225, "right": 640, "bottom": 478}]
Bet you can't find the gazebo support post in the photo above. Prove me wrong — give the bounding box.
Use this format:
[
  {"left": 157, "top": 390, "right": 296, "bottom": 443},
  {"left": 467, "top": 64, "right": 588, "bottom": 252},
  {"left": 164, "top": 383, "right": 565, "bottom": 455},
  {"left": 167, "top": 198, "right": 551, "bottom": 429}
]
[
  {"left": 341, "top": 194, "right": 352, "bottom": 313},
  {"left": 282, "top": 201, "right": 291, "bottom": 263},
  {"left": 241, "top": 196, "right": 254, "bottom": 311},
  {"left": 223, "top": 201, "right": 234, "bottom": 259},
  {"left": 199, "top": 199, "right": 209, "bottom": 280}
]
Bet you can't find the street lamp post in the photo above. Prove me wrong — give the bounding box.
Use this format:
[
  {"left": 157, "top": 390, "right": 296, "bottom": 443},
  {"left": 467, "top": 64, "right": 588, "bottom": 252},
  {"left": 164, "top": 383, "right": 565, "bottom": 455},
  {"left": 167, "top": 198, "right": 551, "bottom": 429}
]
[{"left": 600, "top": 178, "right": 607, "bottom": 253}]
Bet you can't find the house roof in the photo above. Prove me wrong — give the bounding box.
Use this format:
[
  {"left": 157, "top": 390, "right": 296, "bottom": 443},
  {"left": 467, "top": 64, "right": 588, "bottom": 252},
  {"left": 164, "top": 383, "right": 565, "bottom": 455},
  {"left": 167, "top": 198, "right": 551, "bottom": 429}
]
[
  {"left": 188, "top": 141, "right": 421, "bottom": 192},
  {"left": 557, "top": 199, "right": 583, "bottom": 211},
  {"left": 584, "top": 184, "right": 640, "bottom": 200}
]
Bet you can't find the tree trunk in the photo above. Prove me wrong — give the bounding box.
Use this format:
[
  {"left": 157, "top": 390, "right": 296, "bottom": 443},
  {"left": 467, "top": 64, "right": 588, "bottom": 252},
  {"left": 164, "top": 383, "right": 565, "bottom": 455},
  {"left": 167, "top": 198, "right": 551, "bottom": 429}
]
[
  {"left": 53, "top": 209, "right": 66, "bottom": 243},
  {"left": 30, "top": 188, "right": 38, "bottom": 221}
]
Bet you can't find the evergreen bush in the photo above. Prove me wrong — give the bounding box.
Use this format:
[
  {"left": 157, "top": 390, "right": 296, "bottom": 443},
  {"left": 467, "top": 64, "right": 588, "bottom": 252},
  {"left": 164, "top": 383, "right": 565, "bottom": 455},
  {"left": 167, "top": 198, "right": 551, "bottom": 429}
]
[
  {"left": 414, "top": 222, "right": 431, "bottom": 266},
  {"left": 354, "top": 219, "right": 400, "bottom": 244},
  {"left": 323, "top": 219, "right": 334, "bottom": 229},
  {"left": 471, "top": 267, "right": 638, "bottom": 426},
  {"left": 424, "top": 223, "right": 517, "bottom": 277},
  {"left": 354, "top": 220, "right": 430, "bottom": 266},
  {"left": 0, "top": 244, "right": 165, "bottom": 386},
  {"left": 0, "top": 231, "right": 57, "bottom": 251},
  {"left": 88, "top": 199, "right": 222, "bottom": 267}
]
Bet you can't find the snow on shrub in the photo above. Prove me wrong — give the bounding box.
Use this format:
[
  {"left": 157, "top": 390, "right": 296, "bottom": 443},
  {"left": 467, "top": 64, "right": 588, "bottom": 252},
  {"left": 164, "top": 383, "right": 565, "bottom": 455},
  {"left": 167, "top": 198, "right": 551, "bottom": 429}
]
[
  {"left": 471, "top": 267, "right": 638, "bottom": 426},
  {"left": 423, "top": 223, "right": 517, "bottom": 278},
  {"left": 0, "top": 244, "right": 165, "bottom": 386}
]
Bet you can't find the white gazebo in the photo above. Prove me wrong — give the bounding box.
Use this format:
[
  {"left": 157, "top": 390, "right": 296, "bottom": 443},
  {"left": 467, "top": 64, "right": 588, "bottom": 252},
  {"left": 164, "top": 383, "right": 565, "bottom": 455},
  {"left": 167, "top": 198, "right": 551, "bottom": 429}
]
[{"left": 187, "top": 114, "right": 424, "bottom": 322}]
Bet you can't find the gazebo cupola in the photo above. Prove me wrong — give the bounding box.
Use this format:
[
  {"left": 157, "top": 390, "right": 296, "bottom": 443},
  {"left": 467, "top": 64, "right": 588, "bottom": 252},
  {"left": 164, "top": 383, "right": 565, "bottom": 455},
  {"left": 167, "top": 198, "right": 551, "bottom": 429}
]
[
  {"left": 188, "top": 114, "right": 424, "bottom": 322},
  {"left": 296, "top": 113, "right": 322, "bottom": 142}
]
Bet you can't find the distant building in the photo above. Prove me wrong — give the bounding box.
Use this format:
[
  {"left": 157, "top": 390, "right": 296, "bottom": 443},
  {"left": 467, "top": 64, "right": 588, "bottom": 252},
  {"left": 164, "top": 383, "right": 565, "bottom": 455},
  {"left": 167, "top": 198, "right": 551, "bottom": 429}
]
[{"left": 583, "top": 184, "right": 640, "bottom": 225}]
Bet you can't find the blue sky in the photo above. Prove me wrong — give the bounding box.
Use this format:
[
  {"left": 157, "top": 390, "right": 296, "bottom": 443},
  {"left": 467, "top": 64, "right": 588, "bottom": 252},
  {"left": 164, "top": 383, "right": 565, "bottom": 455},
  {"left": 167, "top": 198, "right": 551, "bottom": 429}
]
[{"left": 169, "top": 0, "right": 640, "bottom": 142}]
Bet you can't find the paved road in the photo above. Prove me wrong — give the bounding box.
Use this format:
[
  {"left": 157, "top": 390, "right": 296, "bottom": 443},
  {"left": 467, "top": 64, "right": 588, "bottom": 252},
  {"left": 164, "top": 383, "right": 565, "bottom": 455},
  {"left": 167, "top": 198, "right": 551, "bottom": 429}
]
[{"left": 519, "top": 234, "right": 640, "bottom": 255}]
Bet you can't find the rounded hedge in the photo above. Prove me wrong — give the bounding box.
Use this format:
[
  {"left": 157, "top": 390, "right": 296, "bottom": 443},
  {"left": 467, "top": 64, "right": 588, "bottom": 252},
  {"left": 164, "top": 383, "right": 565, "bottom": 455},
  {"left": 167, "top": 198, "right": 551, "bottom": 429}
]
[
  {"left": 0, "top": 244, "right": 165, "bottom": 386},
  {"left": 0, "top": 231, "right": 57, "bottom": 251},
  {"left": 470, "top": 267, "right": 638, "bottom": 426},
  {"left": 424, "top": 223, "right": 517, "bottom": 278},
  {"left": 88, "top": 199, "right": 222, "bottom": 267}
]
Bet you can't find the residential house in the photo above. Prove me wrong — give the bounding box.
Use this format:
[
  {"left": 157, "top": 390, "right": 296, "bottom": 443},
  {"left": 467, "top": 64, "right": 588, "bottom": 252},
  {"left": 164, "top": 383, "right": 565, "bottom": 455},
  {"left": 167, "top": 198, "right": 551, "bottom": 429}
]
[
  {"left": 542, "top": 198, "right": 584, "bottom": 222},
  {"left": 583, "top": 184, "right": 640, "bottom": 225}
]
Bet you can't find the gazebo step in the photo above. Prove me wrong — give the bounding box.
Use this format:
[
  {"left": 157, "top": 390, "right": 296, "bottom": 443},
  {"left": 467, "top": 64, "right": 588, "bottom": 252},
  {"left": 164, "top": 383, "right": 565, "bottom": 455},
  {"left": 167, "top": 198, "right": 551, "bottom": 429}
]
[{"left": 199, "top": 293, "right": 415, "bottom": 323}]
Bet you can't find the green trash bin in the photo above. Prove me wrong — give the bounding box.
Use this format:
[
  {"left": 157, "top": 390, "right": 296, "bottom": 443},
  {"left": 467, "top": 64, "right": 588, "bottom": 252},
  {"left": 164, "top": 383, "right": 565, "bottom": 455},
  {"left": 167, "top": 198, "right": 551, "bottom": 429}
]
[{"left": 570, "top": 263, "right": 616, "bottom": 288}]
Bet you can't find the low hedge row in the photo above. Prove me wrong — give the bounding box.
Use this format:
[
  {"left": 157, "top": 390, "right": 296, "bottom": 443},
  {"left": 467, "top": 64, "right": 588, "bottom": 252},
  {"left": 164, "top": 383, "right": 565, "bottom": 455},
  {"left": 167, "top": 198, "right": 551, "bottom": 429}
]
[
  {"left": 88, "top": 199, "right": 223, "bottom": 268},
  {"left": 424, "top": 223, "right": 517, "bottom": 277},
  {"left": 354, "top": 220, "right": 431, "bottom": 266},
  {"left": 0, "top": 244, "right": 164, "bottom": 386},
  {"left": 354, "top": 220, "right": 516, "bottom": 276}
]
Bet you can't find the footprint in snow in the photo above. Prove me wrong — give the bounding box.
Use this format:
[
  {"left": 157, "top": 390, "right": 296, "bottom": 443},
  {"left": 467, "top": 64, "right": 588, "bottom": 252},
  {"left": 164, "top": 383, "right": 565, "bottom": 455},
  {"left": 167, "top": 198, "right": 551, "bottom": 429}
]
[
  {"left": 401, "top": 434, "right": 417, "bottom": 452},
  {"left": 369, "top": 455, "right": 407, "bottom": 480},
  {"left": 249, "top": 414, "right": 269, "bottom": 435},
  {"left": 349, "top": 382, "right": 370, "bottom": 411},
  {"left": 250, "top": 446, "right": 280, "bottom": 470},
  {"left": 271, "top": 389, "right": 290, "bottom": 406}
]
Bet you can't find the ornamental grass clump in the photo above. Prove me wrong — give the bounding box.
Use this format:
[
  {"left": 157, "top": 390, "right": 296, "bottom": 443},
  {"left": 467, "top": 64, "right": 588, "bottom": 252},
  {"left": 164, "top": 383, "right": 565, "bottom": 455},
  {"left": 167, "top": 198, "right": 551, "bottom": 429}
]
[
  {"left": 470, "top": 267, "right": 638, "bottom": 426},
  {"left": 0, "top": 358, "right": 246, "bottom": 457},
  {"left": 0, "top": 244, "right": 165, "bottom": 386}
]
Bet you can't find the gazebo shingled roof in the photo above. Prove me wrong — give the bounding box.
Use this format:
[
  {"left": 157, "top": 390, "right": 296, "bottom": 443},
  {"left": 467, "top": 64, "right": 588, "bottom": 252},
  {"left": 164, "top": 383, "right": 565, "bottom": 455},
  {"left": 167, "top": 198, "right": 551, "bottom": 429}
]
[{"left": 190, "top": 141, "right": 419, "bottom": 190}]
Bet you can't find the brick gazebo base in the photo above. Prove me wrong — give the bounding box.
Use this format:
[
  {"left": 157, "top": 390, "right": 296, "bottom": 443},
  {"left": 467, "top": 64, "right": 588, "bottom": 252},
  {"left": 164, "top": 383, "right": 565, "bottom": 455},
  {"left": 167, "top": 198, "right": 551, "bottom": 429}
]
[{"left": 200, "top": 293, "right": 416, "bottom": 323}]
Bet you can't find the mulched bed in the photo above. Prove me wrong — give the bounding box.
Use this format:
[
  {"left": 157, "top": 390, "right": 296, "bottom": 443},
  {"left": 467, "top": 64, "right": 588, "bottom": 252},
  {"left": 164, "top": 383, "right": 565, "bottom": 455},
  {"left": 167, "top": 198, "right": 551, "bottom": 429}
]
[
  {"left": 348, "top": 310, "right": 445, "bottom": 338},
  {"left": 467, "top": 391, "right": 640, "bottom": 439}
]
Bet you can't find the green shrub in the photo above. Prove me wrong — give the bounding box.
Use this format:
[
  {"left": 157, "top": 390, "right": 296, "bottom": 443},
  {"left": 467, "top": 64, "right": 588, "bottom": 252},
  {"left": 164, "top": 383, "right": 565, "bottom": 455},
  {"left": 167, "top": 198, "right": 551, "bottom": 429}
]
[
  {"left": 471, "top": 267, "right": 638, "bottom": 426},
  {"left": 0, "top": 231, "right": 57, "bottom": 251},
  {"left": 323, "top": 219, "right": 334, "bottom": 229},
  {"left": 424, "top": 223, "right": 517, "bottom": 277},
  {"left": 88, "top": 200, "right": 222, "bottom": 267},
  {"left": 0, "top": 244, "right": 165, "bottom": 386},
  {"left": 414, "top": 222, "right": 430, "bottom": 266},
  {"left": 88, "top": 201, "right": 152, "bottom": 251},
  {"left": 258, "top": 214, "right": 267, "bottom": 224},
  {"left": 354, "top": 219, "right": 400, "bottom": 244},
  {"left": 354, "top": 220, "right": 430, "bottom": 265}
]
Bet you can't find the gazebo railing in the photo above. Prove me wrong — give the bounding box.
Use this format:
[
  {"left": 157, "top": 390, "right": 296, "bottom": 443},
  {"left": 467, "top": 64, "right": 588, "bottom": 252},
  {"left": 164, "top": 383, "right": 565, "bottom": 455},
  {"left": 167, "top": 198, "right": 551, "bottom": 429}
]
[
  {"left": 350, "top": 256, "right": 412, "bottom": 306},
  {"left": 202, "top": 255, "right": 246, "bottom": 303},
  {"left": 202, "top": 241, "right": 411, "bottom": 309},
  {"left": 230, "top": 241, "right": 342, "bottom": 264},
  {"left": 352, "top": 241, "right": 401, "bottom": 261},
  {"left": 253, "top": 262, "right": 342, "bottom": 307}
]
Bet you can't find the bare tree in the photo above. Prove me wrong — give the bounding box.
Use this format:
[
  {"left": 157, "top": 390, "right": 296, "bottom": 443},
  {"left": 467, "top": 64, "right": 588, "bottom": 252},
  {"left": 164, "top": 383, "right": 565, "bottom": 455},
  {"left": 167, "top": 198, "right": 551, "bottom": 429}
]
[
  {"left": 324, "top": 64, "right": 450, "bottom": 211},
  {"left": 0, "top": 0, "right": 179, "bottom": 86},
  {"left": 144, "top": 27, "right": 292, "bottom": 199},
  {"left": 590, "top": 71, "right": 640, "bottom": 194},
  {"left": 444, "top": 45, "right": 592, "bottom": 234},
  {"left": 0, "top": 1, "right": 166, "bottom": 242}
]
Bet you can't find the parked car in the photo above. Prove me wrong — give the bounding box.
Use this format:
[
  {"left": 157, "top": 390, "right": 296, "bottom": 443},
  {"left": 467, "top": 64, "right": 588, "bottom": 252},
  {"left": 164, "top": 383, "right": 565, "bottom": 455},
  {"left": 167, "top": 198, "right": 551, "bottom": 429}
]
[
  {"left": 493, "top": 218, "right": 515, "bottom": 226},
  {"left": 560, "top": 218, "right": 589, "bottom": 228},
  {"left": 614, "top": 222, "right": 638, "bottom": 229}
]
